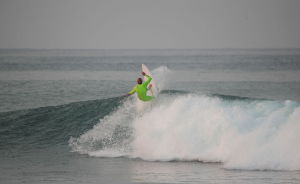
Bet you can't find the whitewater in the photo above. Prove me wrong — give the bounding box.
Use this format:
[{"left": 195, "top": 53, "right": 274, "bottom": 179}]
[{"left": 70, "top": 67, "right": 300, "bottom": 171}]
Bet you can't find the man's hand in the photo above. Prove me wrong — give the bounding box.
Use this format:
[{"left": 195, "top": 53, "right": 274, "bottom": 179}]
[
  {"left": 124, "top": 93, "right": 131, "bottom": 97},
  {"left": 141, "top": 72, "right": 146, "bottom": 76}
]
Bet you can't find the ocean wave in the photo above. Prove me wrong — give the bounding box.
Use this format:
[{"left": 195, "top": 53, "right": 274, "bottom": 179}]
[
  {"left": 69, "top": 93, "right": 300, "bottom": 171},
  {"left": 1, "top": 90, "right": 299, "bottom": 170}
]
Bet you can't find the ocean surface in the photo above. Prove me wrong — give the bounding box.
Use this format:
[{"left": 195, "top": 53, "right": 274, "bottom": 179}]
[{"left": 0, "top": 49, "right": 300, "bottom": 184}]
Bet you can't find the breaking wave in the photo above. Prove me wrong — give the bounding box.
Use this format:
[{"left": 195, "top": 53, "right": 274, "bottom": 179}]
[{"left": 69, "top": 92, "right": 300, "bottom": 171}]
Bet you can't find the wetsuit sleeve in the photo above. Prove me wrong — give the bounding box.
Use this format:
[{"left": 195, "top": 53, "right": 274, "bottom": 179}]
[
  {"left": 128, "top": 85, "right": 137, "bottom": 95},
  {"left": 143, "top": 75, "right": 152, "bottom": 87}
]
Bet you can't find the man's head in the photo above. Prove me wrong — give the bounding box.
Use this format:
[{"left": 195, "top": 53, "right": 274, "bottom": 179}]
[{"left": 137, "top": 78, "right": 143, "bottom": 84}]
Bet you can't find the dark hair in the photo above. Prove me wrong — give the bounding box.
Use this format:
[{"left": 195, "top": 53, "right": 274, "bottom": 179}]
[{"left": 137, "top": 78, "right": 142, "bottom": 84}]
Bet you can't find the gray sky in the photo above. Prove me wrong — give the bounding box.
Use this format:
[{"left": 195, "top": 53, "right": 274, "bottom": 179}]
[{"left": 0, "top": 0, "right": 300, "bottom": 49}]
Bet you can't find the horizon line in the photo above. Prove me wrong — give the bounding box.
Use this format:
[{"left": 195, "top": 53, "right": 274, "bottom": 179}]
[{"left": 1, "top": 47, "right": 300, "bottom": 50}]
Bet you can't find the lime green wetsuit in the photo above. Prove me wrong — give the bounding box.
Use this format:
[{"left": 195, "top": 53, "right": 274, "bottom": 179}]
[{"left": 128, "top": 75, "right": 154, "bottom": 101}]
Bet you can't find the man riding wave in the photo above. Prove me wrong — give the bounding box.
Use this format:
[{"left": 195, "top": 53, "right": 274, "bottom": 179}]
[{"left": 126, "top": 72, "right": 154, "bottom": 101}]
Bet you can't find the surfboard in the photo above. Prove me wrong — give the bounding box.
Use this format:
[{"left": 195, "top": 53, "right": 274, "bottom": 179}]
[{"left": 141, "top": 64, "right": 158, "bottom": 97}]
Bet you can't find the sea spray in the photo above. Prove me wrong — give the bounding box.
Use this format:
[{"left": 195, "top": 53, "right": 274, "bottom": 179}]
[
  {"left": 68, "top": 97, "right": 136, "bottom": 156},
  {"left": 151, "top": 66, "right": 171, "bottom": 91},
  {"left": 132, "top": 95, "right": 300, "bottom": 170},
  {"left": 70, "top": 94, "right": 300, "bottom": 171}
]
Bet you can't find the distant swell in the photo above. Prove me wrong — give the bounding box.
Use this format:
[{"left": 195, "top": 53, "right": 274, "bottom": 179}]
[{"left": 69, "top": 93, "right": 300, "bottom": 171}]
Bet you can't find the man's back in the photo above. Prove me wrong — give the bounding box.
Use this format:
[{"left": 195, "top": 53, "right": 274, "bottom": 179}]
[{"left": 135, "top": 83, "right": 147, "bottom": 100}]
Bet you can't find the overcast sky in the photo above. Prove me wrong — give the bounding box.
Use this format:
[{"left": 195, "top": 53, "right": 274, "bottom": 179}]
[{"left": 0, "top": 0, "right": 300, "bottom": 49}]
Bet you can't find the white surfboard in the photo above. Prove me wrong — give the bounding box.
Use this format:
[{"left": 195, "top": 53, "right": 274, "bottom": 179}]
[{"left": 141, "top": 64, "right": 158, "bottom": 97}]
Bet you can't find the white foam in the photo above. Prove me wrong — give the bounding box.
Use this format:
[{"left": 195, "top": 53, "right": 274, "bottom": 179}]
[{"left": 131, "top": 95, "right": 300, "bottom": 170}]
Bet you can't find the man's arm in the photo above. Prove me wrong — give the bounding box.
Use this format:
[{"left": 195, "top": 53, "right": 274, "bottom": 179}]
[
  {"left": 127, "top": 85, "right": 136, "bottom": 96},
  {"left": 143, "top": 74, "right": 152, "bottom": 87}
]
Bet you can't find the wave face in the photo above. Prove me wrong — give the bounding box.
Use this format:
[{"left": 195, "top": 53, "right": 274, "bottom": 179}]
[
  {"left": 0, "top": 97, "right": 123, "bottom": 149},
  {"left": 69, "top": 92, "right": 300, "bottom": 171}
]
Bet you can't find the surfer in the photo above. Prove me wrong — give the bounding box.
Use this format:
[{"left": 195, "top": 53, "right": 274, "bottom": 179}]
[{"left": 126, "top": 72, "right": 154, "bottom": 101}]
